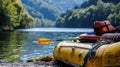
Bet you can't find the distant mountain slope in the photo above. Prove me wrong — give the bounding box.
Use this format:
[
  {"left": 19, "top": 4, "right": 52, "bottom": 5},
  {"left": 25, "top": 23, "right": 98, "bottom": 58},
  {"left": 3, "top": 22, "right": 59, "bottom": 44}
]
[
  {"left": 21, "top": 0, "right": 63, "bottom": 21},
  {"left": 21, "top": 0, "right": 87, "bottom": 27},
  {"left": 48, "top": 0, "right": 88, "bottom": 11},
  {"left": 25, "top": 5, "right": 54, "bottom": 27},
  {"left": 25, "top": 5, "right": 43, "bottom": 19},
  {"left": 21, "top": 0, "right": 87, "bottom": 21}
]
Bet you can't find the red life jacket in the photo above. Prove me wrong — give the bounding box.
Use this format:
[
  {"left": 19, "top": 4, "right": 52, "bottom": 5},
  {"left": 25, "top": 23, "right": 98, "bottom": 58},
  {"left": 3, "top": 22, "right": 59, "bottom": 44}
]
[{"left": 94, "top": 21, "right": 116, "bottom": 35}]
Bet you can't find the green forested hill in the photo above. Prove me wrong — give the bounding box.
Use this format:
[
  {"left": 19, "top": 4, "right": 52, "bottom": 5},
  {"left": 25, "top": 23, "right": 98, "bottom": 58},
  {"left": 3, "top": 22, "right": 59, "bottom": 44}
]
[
  {"left": 21, "top": 0, "right": 87, "bottom": 28},
  {"left": 0, "top": 0, "right": 33, "bottom": 31},
  {"left": 47, "top": 0, "right": 87, "bottom": 11},
  {"left": 24, "top": 3, "right": 55, "bottom": 27},
  {"left": 21, "top": 0, "right": 63, "bottom": 21},
  {"left": 56, "top": 0, "right": 120, "bottom": 28},
  {"left": 81, "top": 0, "right": 120, "bottom": 8},
  {"left": 21, "top": 0, "right": 64, "bottom": 27}
]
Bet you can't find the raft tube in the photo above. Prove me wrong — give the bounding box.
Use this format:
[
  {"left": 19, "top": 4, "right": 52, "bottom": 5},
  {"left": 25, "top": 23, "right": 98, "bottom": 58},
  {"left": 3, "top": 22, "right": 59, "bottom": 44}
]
[{"left": 54, "top": 41, "right": 120, "bottom": 67}]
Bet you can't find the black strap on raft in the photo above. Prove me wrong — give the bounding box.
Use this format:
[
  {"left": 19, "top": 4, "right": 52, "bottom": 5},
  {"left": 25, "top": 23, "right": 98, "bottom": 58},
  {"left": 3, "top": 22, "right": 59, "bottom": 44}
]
[
  {"left": 104, "top": 21, "right": 110, "bottom": 32},
  {"left": 115, "top": 26, "right": 120, "bottom": 33},
  {"left": 82, "top": 41, "right": 103, "bottom": 67}
]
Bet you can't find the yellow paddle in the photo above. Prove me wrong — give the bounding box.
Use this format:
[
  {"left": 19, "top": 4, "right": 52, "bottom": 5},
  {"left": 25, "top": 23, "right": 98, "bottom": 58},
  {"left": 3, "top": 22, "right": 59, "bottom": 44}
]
[
  {"left": 37, "top": 37, "right": 80, "bottom": 44},
  {"left": 37, "top": 36, "right": 101, "bottom": 45},
  {"left": 37, "top": 38, "right": 56, "bottom": 44}
]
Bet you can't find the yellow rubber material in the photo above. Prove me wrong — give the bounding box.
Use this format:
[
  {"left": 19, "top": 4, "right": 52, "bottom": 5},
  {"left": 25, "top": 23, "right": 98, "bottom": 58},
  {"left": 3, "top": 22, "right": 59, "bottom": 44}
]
[
  {"left": 102, "top": 42, "right": 120, "bottom": 67},
  {"left": 54, "top": 41, "right": 92, "bottom": 66},
  {"left": 54, "top": 41, "right": 120, "bottom": 67}
]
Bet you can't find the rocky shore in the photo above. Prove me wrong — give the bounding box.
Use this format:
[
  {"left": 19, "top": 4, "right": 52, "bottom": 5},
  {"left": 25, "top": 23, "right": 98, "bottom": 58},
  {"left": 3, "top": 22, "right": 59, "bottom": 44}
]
[
  {"left": 0, "top": 62, "right": 53, "bottom": 67},
  {"left": 0, "top": 56, "right": 74, "bottom": 67},
  {"left": 0, "top": 61, "right": 74, "bottom": 67}
]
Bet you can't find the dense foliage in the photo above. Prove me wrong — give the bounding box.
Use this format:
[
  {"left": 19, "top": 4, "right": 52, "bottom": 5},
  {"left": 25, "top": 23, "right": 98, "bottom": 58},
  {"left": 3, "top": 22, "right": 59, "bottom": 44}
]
[
  {"left": 56, "top": 0, "right": 120, "bottom": 28},
  {"left": 0, "top": 0, "right": 33, "bottom": 31},
  {"left": 81, "top": 0, "right": 120, "bottom": 8}
]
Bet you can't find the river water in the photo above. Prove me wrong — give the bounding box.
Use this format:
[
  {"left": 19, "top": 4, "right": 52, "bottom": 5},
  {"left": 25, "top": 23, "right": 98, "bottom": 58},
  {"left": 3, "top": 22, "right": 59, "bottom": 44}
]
[{"left": 0, "top": 28, "right": 93, "bottom": 62}]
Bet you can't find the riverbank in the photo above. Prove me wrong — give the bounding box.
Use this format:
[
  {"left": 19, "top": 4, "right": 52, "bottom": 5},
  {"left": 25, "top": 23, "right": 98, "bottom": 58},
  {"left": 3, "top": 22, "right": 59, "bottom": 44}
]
[
  {"left": 0, "top": 61, "right": 74, "bottom": 67},
  {"left": 0, "top": 55, "right": 74, "bottom": 67},
  {"left": 0, "top": 62, "right": 54, "bottom": 67}
]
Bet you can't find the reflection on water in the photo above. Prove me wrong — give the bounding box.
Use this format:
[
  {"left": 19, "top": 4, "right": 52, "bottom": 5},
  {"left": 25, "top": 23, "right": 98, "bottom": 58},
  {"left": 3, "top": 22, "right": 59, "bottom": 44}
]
[
  {"left": 20, "top": 32, "right": 81, "bottom": 61},
  {"left": 0, "top": 28, "right": 93, "bottom": 62},
  {"left": 0, "top": 31, "right": 26, "bottom": 62}
]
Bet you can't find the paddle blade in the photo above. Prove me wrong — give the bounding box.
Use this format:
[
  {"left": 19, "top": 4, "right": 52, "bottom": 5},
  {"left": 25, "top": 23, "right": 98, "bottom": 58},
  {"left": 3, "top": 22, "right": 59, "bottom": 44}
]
[{"left": 37, "top": 38, "right": 55, "bottom": 44}]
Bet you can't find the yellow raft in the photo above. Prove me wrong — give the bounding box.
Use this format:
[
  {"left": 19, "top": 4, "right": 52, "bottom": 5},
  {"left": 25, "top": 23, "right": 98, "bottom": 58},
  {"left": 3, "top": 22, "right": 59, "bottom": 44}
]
[{"left": 54, "top": 40, "right": 120, "bottom": 67}]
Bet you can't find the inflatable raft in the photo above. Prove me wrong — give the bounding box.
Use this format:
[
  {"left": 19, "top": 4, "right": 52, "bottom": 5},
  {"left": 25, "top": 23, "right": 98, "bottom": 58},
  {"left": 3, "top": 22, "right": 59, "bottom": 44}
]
[{"left": 54, "top": 33, "right": 120, "bottom": 67}]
